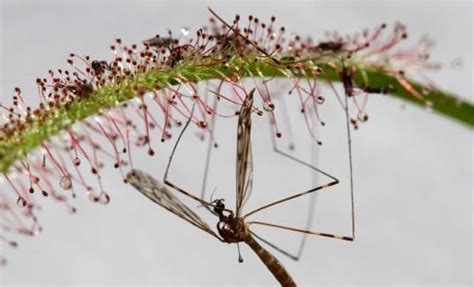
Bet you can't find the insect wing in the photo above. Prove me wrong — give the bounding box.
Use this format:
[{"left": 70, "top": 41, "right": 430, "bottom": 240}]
[
  {"left": 235, "top": 90, "right": 254, "bottom": 216},
  {"left": 127, "top": 169, "right": 216, "bottom": 236}
]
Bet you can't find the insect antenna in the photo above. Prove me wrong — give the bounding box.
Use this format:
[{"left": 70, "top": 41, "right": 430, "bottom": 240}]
[
  {"left": 209, "top": 187, "right": 217, "bottom": 202},
  {"left": 196, "top": 187, "right": 217, "bottom": 209}
]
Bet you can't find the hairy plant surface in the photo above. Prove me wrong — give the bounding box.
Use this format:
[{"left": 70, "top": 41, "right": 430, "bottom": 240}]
[{"left": 0, "top": 9, "right": 472, "bottom": 267}]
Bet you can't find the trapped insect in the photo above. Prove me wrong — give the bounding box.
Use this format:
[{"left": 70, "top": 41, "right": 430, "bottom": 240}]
[
  {"left": 127, "top": 76, "right": 356, "bottom": 285},
  {"left": 1, "top": 3, "right": 468, "bottom": 283}
]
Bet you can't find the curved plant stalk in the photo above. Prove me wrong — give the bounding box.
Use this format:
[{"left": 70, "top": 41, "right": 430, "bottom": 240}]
[
  {"left": 0, "top": 56, "right": 472, "bottom": 173},
  {"left": 0, "top": 12, "right": 473, "bottom": 271}
]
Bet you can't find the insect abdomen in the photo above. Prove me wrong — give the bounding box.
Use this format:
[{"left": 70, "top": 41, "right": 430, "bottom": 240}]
[{"left": 244, "top": 235, "right": 296, "bottom": 287}]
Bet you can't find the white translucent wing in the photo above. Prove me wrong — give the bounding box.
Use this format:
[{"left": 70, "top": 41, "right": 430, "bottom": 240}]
[
  {"left": 235, "top": 89, "right": 254, "bottom": 216},
  {"left": 126, "top": 169, "right": 219, "bottom": 238}
]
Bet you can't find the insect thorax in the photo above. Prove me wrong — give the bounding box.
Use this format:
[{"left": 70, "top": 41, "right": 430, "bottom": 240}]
[
  {"left": 217, "top": 215, "right": 248, "bottom": 243},
  {"left": 211, "top": 199, "right": 248, "bottom": 243}
]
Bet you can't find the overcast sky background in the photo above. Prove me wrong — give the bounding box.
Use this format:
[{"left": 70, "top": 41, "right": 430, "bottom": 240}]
[{"left": 0, "top": 0, "right": 472, "bottom": 286}]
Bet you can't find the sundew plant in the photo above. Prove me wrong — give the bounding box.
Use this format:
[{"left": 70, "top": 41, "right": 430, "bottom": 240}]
[{"left": 0, "top": 1, "right": 472, "bottom": 285}]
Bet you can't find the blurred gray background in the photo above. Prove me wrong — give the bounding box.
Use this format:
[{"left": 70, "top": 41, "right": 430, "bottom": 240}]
[{"left": 0, "top": 0, "right": 472, "bottom": 286}]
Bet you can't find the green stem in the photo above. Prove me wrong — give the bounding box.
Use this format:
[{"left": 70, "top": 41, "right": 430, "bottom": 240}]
[{"left": 0, "top": 56, "right": 472, "bottom": 173}]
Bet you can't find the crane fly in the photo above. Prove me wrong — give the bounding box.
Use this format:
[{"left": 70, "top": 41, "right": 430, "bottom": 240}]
[{"left": 126, "top": 79, "right": 356, "bottom": 285}]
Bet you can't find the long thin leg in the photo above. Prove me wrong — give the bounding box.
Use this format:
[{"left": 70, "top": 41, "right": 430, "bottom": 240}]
[
  {"left": 269, "top": 124, "right": 337, "bottom": 182},
  {"left": 248, "top": 221, "right": 353, "bottom": 241},
  {"left": 163, "top": 105, "right": 233, "bottom": 215},
  {"left": 343, "top": 67, "right": 356, "bottom": 242},
  {"left": 247, "top": 120, "right": 322, "bottom": 261},
  {"left": 250, "top": 230, "right": 299, "bottom": 261},
  {"left": 127, "top": 105, "right": 228, "bottom": 242},
  {"left": 247, "top": 112, "right": 340, "bottom": 220},
  {"left": 200, "top": 94, "right": 219, "bottom": 201},
  {"left": 340, "top": 61, "right": 356, "bottom": 241},
  {"left": 244, "top": 62, "right": 357, "bottom": 242},
  {"left": 243, "top": 175, "right": 338, "bottom": 219},
  {"left": 304, "top": 143, "right": 319, "bottom": 245}
]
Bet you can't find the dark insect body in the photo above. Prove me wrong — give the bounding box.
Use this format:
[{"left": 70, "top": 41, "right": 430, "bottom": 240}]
[{"left": 316, "top": 41, "right": 344, "bottom": 52}]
